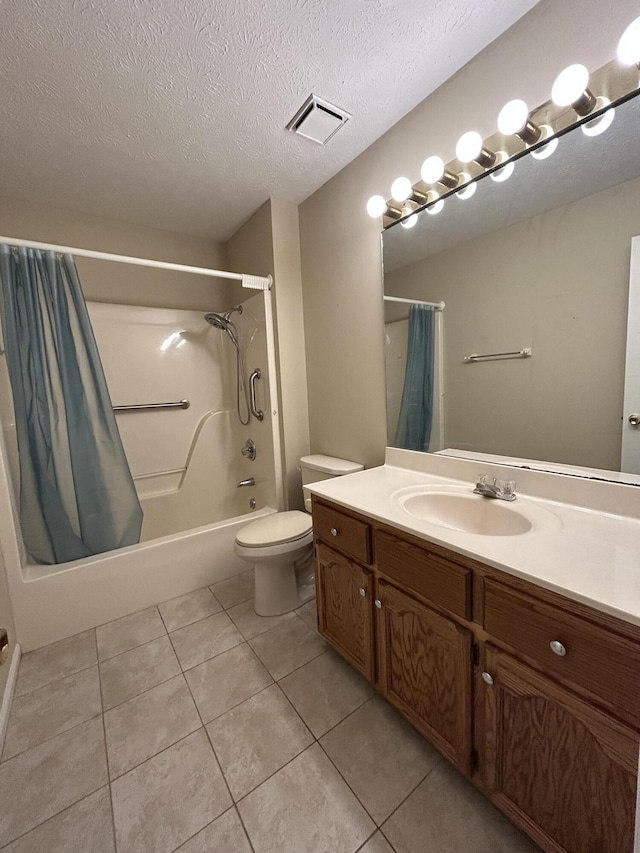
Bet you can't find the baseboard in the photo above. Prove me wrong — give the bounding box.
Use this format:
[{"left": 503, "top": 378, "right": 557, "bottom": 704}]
[{"left": 0, "top": 643, "right": 20, "bottom": 757}]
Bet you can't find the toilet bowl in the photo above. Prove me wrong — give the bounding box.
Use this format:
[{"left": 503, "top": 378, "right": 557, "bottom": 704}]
[
  {"left": 234, "top": 511, "right": 314, "bottom": 616},
  {"left": 234, "top": 455, "right": 363, "bottom": 617}
]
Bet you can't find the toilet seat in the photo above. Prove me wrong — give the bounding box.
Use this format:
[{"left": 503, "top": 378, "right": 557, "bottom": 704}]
[{"left": 235, "top": 511, "right": 312, "bottom": 549}]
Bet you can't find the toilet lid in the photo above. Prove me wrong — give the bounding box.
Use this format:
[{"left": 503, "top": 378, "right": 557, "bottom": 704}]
[{"left": 236, "top": 511, "right": 312, "bottom": 547}]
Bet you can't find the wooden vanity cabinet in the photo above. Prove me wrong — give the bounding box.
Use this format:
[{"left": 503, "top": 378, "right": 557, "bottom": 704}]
[
  {"left": 375, "top": 578, "right": 473, "bottom": 774},
  {"left": 315, "top": 542, "right": 375, "bottom": 681},
  {"left": 483, "top": 645, "right": 639, "bottom": 853},
  {"left": 312, "top": 497, "right": 640, "bottom": 853}
]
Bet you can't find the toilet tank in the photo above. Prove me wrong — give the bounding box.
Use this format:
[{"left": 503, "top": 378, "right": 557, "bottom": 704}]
[{"left": 300, "top": 455, "right": 364, "bottom": 512}]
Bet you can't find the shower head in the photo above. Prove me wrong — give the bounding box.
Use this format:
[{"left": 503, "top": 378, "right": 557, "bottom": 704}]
[
  {"left": 204, "top": 312, "right": 229, "bottom": 330},
  {"left": 204, "top": 305, "right": 243, "bottom": 330}
]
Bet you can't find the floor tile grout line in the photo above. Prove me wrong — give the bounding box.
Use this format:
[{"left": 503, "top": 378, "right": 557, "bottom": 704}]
[
  {"left": 105, "top": 672, "right": 200, "bottom": 783},
  {"left": 100, "top": 658, "right": 182, "bottom": 714},
  {"left": 316, "top": 739, "right": 381, "bottom": 828},
  {"left": 201, "top": 721, "right": 239, "bottom": 821},
  {"left": 1, "top": 666, "right": 104, "bottom": 764},
  {"left": 0, "top": 784, "right": 113, "bottom": 852},
  {"left": 376, "top": 755, "right": 445, "bottom": 834},
  {"left": 269, "top": 642, "right": 329, "bottom": 685},
  {"left": 312, "top": 691, "right": 378, "bottom": 742},
  {"left": 96, "top": 606, "right": 167, "bottom": 663},
  {"left": 97, "top": 630, "right": 174, "bottom": 669},
  {"left": 199, "top": 681, "right": 313, "bottom": 805},
  {"left": 353, "top": 828, "right": 387, "bottom": 853},
  {"left": 196, "top": 670, "right": 276, "bottom": 729},
  {"left": 158, "top": 592, "right": 225, "bottom": 635},
  {"left": 233, "top": 740, "right": 320, "bottom": 810},
  {"left": 232, "top": 803, "right": 258, "bottom": 853},
  {"left": 13, "top": 657, "right": 99, "bottom": 700},
  {"left": 94, "top": 630, "right": 119, "bottom": 853},
  {"left": 0, "top": 711, "right": 104, "bottom": 767}
]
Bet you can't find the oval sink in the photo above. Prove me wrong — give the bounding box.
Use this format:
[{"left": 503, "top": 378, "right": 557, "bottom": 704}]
[{"left": 399, "top": 492, "right": 532, "bottom": 536}]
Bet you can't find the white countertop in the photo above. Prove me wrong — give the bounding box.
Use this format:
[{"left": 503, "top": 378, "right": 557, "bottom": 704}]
[{"left": 307, "top": 457, "right": 640, "bottom": 628}]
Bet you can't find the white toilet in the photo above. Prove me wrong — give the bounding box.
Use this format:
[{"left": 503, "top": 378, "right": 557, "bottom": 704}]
[{"left": 234, "top": 455, "right": 363, "bottom": 616}]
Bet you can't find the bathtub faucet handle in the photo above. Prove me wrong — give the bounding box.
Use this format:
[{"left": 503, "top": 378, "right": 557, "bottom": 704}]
[{"left": 241, "top": 439, "right": 256, "bottom": 461}]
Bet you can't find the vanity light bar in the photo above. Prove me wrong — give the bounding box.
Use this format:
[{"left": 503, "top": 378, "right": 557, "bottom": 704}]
[{"left": 366, "top": 15, "right": 640, "bottom": 226}]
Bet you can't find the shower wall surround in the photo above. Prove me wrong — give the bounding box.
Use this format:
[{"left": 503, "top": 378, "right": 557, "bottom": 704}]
[{"left": 88, "top": 296, "right": 277, "bottom": 539}]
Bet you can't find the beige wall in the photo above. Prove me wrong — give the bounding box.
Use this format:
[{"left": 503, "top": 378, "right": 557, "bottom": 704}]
[
  {"left": 385, "top": 175, "right": 640, "bottom": 471},
  {"left": 227, "top": 199, "right": 311, "bottom": 509},
  {"left": 0, "top": 195, "right": 231, "bottom": 311},
  {"left": 299, "top": 0, "right": 640, "bottom": 470}
]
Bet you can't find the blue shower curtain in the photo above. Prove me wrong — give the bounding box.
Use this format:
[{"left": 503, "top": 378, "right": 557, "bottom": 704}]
[
  {"left": 0, "top": 245, "right": 143, "bottom": 565},
  {"left": 394, "top": 304, "right": 435, "bottom": 452}
]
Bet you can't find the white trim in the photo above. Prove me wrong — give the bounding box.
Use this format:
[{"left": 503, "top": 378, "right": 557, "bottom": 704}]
[
  {"left": 263, "top": 288, "right": 285, "bottom": 511},
  {"left": 384, "top": 295, "right": 445, "bottom": 311},
  {"left": 0, "top": 644, "right": 21, "bottom": 757},
  {"left": 0, "top": 236, "right": 272, "bottom": 290}
]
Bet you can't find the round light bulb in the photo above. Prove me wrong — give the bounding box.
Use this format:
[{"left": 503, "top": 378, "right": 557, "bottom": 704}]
[
  {"left": 426, "top": 198, "right": 444, "bottom": 215},
  {"left": 456, "top": 131, "right": 483, "bottom": 163},
  {"left": 400, "top": 209, "right": 418, "bottom": 229},
  {"left": 551, "top": 64, "right": 589, "bottom": 107},
  {"left": 530, "top": 126, "right": 558, "bottom": 160},
  {"left": 420, "top": 156, "right": 445, "bottom": 184},
  {"left": 456, "top": 174, "right": 477, "bottom": 200},
  {"left": 490, "top": 152, "right": 514, "bottom": 183},
  {"left": 390, "top": 177, "right": 413, "bottom": 202},
  {"left": 497, "top": 99, "right": 530, "bottom": 135},
  {"left": 366, "top": 195, "right": 387, "bottom": 218},
  {"left": 617, "top": 16, "right": 640, "bottom": 65},
  {"left": 582, "top": 99, "right": 615, "bottom": 137}
]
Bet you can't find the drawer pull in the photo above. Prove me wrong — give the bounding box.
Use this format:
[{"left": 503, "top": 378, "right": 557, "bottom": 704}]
[
  {"left": 359, "top": 588, "right": 366, "bottom": 597},
  {"left": 482, "top": 671, "right": 494, "bottom": 686},
  {"left": 550, "top": 640, "right": 567, "bottom": 657},
  {"left": 330, "top": 527, "right": 338, "bottom": 537},
  {"left": 374, "top": 599, "right": 382, "bottom": 609}
]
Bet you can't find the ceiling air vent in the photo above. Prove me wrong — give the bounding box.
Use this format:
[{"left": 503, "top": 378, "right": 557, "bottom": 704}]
[{"left": 286, "top": 94, "right": 351, "bottom": 145}]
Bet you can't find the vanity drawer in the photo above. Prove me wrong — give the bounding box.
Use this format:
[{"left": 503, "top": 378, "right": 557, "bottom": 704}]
[
  {"left": 313, "top": 501, "right": 372, "bottom": 565},
  {"left": 484, "top": 579, "right": 640, "bottom": 726},
  {"left": 376, "top": 531, "right": 472, "bottom": 620}
]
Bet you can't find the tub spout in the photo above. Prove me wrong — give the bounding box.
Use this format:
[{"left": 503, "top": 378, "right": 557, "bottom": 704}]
[{"left": 237, "top": 478, "right": 255, "bottom": 488}]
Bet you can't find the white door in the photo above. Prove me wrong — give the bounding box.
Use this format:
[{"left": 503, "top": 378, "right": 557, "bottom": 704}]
[{"left": 621, "top": 236, "right": 640, "bottom": 474}]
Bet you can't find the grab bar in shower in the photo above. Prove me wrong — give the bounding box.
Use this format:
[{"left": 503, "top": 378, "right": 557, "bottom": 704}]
[
  {"left": 249, "top": 369, "right": 264, "bottom": 421},
  {"left": 113, "top": 399, "right": 191, "bottom": 413},
  {"left": 463, "top": 348, "right": 532, "bottom": 363}
]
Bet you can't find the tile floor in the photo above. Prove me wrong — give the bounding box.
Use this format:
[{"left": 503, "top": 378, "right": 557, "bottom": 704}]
[{"left": 0, "top": 570, "right": 541, "bottom": 852}]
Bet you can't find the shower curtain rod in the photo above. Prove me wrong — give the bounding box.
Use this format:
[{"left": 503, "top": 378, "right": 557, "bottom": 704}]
[
  {"left": 384, "top": 295, "right": 445, "bottom": 311},
  {"left": 0, "top": 236, "right": 273, "bottom": 290}
]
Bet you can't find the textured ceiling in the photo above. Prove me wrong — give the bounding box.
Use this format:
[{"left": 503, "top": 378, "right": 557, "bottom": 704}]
[{"left": 0, "top": 0, "right": 541, "bottom": 242}]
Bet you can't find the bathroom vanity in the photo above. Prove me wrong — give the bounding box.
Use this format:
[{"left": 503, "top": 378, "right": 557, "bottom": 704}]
[{"left": 309, "top": 452, "right": 640, "bottom": 853}]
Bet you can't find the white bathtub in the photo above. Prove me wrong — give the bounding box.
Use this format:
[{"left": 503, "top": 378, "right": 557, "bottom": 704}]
[{"left": 11, "top": 507, "right": 275, "bottom": 652}]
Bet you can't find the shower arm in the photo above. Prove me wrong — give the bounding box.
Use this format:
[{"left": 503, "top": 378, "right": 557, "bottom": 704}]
[{"left": 250, "top": 369, "right": 264, "bottom": 421}]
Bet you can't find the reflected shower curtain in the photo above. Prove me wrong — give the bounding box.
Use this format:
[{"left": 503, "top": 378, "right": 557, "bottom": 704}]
[
  {"left": 0, "top": 245, "right": 143, "bottom": 564},
  {"left": 394, "top": 304, "right": 435, "bottom": 452}
]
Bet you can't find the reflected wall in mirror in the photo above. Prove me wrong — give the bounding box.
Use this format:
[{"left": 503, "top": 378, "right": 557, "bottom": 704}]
[{"left": 383, "top": 91, "right": 640, "bottom": 482}]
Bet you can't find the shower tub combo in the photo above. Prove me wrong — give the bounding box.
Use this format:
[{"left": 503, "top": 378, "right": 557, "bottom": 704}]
[{"left": 0, "top": 243, "right": 284, "bottom": 651}]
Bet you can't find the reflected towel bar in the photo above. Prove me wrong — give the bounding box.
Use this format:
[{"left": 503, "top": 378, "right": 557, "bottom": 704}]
[
  {"left": 113, "top": 399, "right": 190, "bottom": 412},
  {"left": 463, "top": 348, "right": 532, "bottom": 363}
]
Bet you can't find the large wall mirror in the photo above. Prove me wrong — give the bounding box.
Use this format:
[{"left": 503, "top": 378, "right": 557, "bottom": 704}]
[{"left": 382, "top": 90, "right": 640, "bottom": 483}]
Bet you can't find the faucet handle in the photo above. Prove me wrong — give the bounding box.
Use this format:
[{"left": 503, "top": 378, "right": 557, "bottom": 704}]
[
  {"left": 500, "top": 479, "right": 516, "bottom": 496},
  {"left": 476, "top": 474, "right": 489, "bottom": 487}
]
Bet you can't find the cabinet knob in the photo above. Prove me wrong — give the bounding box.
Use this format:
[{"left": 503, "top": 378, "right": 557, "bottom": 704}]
[
  {"left": 550, "top": 640, "right": 567, "bottom": 657},
  {"left": 481, "top": 671, "right": 494, "bottom": 686},
  {"left": 374, "top": 599, "right": 382, "bottom": 609},
  {"left": 330, "top": 527, "right": 338, "bottom": 537},
  {"left": 359, "top": 588, "right": 366, "bottom": 597}
]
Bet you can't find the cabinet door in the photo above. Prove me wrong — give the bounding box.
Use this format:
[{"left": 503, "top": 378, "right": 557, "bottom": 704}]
[
  {"left": 316, "top": 543, "right": 375, "bottom": 681},
  {"left": 483, "top": 645, "right": 639, "bottom": 853},
  {"left": 376, "top": 579, "right": 473, "bottom": 775}
]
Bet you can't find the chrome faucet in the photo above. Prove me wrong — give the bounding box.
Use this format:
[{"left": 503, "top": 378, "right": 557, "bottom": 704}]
[
  {"left": 237, "top": 477, "right": 255, "bottom": 488},
  {"left": 473, "top": 475, "right": 516, "bottom": 501}
]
